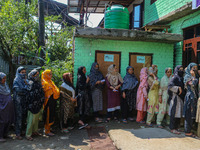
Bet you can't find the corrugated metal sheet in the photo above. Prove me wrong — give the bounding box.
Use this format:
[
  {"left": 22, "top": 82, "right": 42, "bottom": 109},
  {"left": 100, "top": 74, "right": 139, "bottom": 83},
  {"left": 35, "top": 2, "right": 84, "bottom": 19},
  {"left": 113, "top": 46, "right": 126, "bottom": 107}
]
[{"left": 0, "top": 56, "right": 9, "bottom": 74}]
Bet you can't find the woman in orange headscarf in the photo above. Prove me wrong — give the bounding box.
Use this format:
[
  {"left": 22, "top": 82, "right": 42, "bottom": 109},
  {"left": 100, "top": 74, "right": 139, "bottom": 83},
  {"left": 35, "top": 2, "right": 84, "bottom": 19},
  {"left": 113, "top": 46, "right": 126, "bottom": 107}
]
[{"left": 41, "top": 70, "right": 60, "bottom": 136}]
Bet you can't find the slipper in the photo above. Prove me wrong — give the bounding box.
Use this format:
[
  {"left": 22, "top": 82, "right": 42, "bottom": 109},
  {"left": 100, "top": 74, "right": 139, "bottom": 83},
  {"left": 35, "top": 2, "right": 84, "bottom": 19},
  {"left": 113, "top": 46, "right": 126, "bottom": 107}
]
[
  {"left": 146, "top": 123, "right": 153, "bottom": 127},
  {"left": 128, "top": 117, "right": 134, "bottom": 121},
  {"left": 26, "top": 136, "right": 33, "bottom": 141},
  {"left": 185, "top": 133, "right": 196, "bottom": 138},
  {"left": 157, "top": 125, "right": 164, "bottom": 129},
  {"left": 78, "top": 123, "right": 88, "bottom": 130},
  {"left": 105, "top": 118, "right": 111, "bottom": 123},
  {"left": 67, "top": 127, "right": 74, "bottom": 130},
  {"left": 137, "top": 121, "right": 145, "bottom": 124},
  {"left": 62, "top": 129, "right": 69, "bottom": 133},
  {"left": 46, "top": 132, "right": 55, "bottom": 136},
  {"left": 32, "top": 132, "right": 41, "bottom": 136},
  {"left": 171, "top": 130, "right": 181, "bottom": 135},
  {"left": 16, "top": 136, "right": 23, "bottom": 140},
  {"left": 95, "top": 118, "right": 103, "bottom": 123},
  {"left": 122, "top": 119, "right": 128, "bottom": 124}
]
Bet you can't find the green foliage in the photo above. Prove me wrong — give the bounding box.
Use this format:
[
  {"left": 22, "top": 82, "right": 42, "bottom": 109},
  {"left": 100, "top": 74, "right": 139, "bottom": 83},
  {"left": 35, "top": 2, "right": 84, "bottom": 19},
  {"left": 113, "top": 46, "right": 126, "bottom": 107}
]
[{"left": 43, "top": 53, "right": 73, "bottom": 86}]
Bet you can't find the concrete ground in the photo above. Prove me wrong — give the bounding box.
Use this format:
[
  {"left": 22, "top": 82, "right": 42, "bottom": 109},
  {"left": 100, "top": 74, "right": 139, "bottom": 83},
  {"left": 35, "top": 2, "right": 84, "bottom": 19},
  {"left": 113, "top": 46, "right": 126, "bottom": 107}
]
[{"left": 1, "top": 120, "right": 200, "bottom": 150}]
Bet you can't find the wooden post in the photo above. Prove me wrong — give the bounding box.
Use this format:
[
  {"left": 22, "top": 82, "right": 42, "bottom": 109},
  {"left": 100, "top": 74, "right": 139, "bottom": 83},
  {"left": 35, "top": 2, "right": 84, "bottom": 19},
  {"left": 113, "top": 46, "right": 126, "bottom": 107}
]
[{"left": 38, "top": 0, "right": 45, "bottom": 66}]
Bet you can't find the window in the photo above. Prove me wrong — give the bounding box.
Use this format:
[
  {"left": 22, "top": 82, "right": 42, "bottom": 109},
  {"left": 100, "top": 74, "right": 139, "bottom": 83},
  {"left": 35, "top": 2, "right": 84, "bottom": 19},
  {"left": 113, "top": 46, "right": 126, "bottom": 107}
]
[
  {"left": 132, "top": 3, "right": 143, "bottom": 29},
  {"left": 151, "top": 0, "right": 157, "bottom": 4}
]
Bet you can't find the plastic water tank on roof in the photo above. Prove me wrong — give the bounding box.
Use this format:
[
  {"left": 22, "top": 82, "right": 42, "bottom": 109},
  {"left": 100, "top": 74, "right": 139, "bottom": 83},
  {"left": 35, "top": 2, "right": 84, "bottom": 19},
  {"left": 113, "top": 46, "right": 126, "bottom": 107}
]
[{"left": 104, "top": 5, "right": 129, "bottom": 29}]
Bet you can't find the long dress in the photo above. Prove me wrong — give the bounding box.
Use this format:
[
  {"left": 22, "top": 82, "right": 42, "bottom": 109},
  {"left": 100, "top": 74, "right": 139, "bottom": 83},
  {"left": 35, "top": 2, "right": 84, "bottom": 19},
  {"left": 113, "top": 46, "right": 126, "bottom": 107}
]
[
  {"left": 106, "top": 78, "right": 121, "bottom": 112},
  {"left": 146, "top": 76, "right": 159, "bottom": 124},
  {"left": 60, "top": 83, "right": 76, "bottom": 129},
  {"left": 136, "top": 67, "right": 148, "bottom": 122},
  {"left": 168, "top": 65, "right": 185, "bottom": 130},
  {"left": 41, "top": 70, "right": 60, "bottom": 134},
  {"left": 13, "top": 66, "right": 28, "bottom": 136},
  {"left": 26, "top": 70, "right": 44, "bottom": 137},
  {"left": 157, "top": 75, "right": 171, "bottom": 125}
]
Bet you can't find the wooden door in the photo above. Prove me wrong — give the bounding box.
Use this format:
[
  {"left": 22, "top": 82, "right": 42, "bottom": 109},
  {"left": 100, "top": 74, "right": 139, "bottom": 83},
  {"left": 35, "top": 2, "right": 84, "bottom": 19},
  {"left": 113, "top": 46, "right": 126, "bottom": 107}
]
[
  {"left": 129, "top": 53, "right": 152, "bottom": 81},
  {"left": 95, "top": 50, "right": 121, "bottom": 114}
]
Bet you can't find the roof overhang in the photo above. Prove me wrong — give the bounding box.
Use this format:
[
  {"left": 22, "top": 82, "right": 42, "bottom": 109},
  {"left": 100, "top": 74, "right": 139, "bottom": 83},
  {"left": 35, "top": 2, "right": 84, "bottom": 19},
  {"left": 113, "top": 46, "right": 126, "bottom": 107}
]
[
  {"left": 147, "top": 2, "right": 200, "bottom": 25},
  {"left": 74, "top": 28, "right": 183, "bottom": 44}
]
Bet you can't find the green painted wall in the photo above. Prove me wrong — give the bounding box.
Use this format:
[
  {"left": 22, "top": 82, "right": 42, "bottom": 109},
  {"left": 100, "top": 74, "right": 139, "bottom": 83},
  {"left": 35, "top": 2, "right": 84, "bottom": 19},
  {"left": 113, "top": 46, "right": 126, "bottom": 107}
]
[
  {"left": 168, "top": 10, "right": 200, "bottom": 66},
  {"left": 144, "top": 0, "right": 192, "bottom": 25},
  {"left": 73, "top": 37, "right": 174, "bottom": 85}
]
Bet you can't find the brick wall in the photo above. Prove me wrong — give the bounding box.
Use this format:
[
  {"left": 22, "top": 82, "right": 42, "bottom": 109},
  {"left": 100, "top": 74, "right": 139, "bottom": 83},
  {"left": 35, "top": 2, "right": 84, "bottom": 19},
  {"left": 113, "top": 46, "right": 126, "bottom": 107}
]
[
  {"left": 73, "top": 37, "right": 174, "bottom": 85},
  {"left": 144, "top": 0, "right": 192, "bottom": 25}
]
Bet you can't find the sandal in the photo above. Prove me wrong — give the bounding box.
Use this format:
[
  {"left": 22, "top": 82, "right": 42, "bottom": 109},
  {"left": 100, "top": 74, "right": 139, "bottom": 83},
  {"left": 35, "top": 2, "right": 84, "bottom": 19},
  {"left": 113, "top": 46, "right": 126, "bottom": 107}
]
[
  {"left": 157, "top": 125, "right": 164, "bottom": 129},
  {"left": 105, "top": 118, "right": 111, "bottom": 123},
  {"left": 78, "top": 123, "right": 88, "bottom": 130},
  {"left": 95, "top": 118, "right": 103, "bottom": 123},
  {"left": 122, "top": 119, "right": 128, "bottom": 124},
  {"left": 32, "top": 132, "right": 41, "bottom": 136},
  {"left": 137, "top": 121, "right": 145, "bottom": 124},
  {"left": 128, "top": 117, "right": 134, "bottom": 121},
  {"left": 146, "top": 123, "right": 153, "bottom": 127},
  {"left": 171, "top": 130, "right": 181, "bottom": 135},
  {"left": 26, "top": 136, "right": 33, "bottom": 141}
]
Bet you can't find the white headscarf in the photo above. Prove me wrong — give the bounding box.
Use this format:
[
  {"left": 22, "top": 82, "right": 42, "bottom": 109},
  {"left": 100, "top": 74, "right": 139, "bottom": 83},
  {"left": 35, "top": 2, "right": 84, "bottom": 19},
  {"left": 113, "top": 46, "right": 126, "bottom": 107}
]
[{"left": 0, "top": 72, "right": 10, "bottom": 95}]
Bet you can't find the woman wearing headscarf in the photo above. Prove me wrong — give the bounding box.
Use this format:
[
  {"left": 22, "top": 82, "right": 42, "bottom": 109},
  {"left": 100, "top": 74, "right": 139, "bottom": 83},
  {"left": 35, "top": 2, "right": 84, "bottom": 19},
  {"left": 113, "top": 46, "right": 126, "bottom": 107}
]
[
  {"left": 88, "top": 62, "right": 105, "bottom": 122},
  {"left": 121, "top": 66, "right": 138, "bottom": 123},
  {"left": 168, "top": 65, "right": 185, "bottom": 134},
  {"left": 106, "top": 64, "right": 123, "bottom": 121},
  {"left": 183, "top": 63, "right": 198, "bottom": 137},
  {"left": 146, "top": 66, "right": 159, "bottom": 126},
  {"left": 41, "top": 69, "right": 60, "bottom": 136},
  {"left": 76, "top": 66, "right": 90, "bottom": 129},
  {"left": 0, "top": 72, "right": 15, "bottom": 142},
  {"left": 136, "top": 67, "right": 148, "bottom": 124},
  {"left": 156, "top": 68, "right": 172, "bottom": 128},
  {"left": 13, "top": 66, "right": 28, "bottom": 140},
  {"left": 60, "top": 73, "right": 76, "bottom": 133},
  {"left": 25, "top": 69, "right": 44, "bottom": 140}
]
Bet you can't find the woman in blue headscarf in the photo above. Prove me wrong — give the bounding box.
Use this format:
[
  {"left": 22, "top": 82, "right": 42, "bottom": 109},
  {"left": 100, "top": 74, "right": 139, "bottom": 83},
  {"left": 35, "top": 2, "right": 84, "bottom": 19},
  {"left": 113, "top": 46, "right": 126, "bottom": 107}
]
[
  {"left": 13, "top": 66, "right": 28, "bottom": 140},
  {"left": 183, "top": 63, "right": 198, "bottom": 137},
  {"left": 121, "top": 66, "right": 138, "bottom": 123},
  {"left": 0, "top": 72, "right": 15, "bottom": 142}
]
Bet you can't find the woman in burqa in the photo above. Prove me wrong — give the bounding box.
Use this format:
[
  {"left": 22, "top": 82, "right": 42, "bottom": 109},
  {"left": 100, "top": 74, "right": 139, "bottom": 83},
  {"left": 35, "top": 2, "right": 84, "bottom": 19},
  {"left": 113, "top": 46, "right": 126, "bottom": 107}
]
[
  {"left": 41, "top": 69, "right": 60, "bottom": 136},
  {"left": 0, "top": 72, "right": 15, "bottom": 142},
  {"left": 76, "top": 66, "right": 90, "bottom": 129},
  {"left": 60, "top": 73, "right": 77, "bottom": 133},
  {"left": 88, "top": 62, "right": 104, "bottom": 122},
  {"left": 183, "top": 63, "right": 198, "bottom": 137},
  {"left": 121, "top": 66, "right": 138, "bottom": 123},
  {"left": 25, "top": 69, "right": 44, "bottom": 140},
  {"left": 168, "top": 65, "right": 185, "bottom": 134},
  {"left": 13, "top": 66, "right": 28, "bottom": 140}
]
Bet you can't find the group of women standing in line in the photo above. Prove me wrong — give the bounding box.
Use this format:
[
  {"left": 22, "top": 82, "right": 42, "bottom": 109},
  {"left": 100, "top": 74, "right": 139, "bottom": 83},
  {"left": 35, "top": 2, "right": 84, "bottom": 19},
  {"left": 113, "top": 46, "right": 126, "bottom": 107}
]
[{"left": 0, "top": 62, "right": 199, "bottom": 142}]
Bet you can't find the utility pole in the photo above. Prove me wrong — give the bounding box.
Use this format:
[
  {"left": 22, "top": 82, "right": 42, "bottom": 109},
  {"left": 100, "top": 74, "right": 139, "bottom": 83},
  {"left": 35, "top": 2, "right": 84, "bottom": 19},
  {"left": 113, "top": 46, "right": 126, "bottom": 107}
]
[{"left": 38, "top": 0, "right": 45, "bottom": 66}]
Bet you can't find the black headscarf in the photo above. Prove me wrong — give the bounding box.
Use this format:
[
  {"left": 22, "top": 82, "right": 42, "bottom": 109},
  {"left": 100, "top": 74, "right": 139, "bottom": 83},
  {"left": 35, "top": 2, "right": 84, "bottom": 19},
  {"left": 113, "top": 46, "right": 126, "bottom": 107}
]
[
  {"left": 88, "top": 62, "right": 104, "bottom": 88},
  {"left": 27, "top": 69, "right": 44, "bottom": 114},
  {"left": 76, "top": 66, "right": 87, "bottom": 92},
  {"left": 168, "top": 65, "right": 185, "bottom": 103},
  {"left": 121, "top": 66, "right": 138, "bottom": 91}
]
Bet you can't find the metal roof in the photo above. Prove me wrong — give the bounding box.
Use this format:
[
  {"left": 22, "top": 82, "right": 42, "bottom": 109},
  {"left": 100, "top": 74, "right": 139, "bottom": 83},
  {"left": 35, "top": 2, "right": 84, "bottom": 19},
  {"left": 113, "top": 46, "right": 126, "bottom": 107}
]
[{"left": 68, "top": 0, "right": 134, "bottom": 13}]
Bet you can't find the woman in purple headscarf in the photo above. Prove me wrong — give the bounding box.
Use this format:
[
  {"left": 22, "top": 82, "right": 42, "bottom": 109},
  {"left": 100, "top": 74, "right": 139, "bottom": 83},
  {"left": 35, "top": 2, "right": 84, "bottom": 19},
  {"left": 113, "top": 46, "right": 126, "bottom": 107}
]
[{"left": 0, "top": 72, "right": 15, "bottom": 142}]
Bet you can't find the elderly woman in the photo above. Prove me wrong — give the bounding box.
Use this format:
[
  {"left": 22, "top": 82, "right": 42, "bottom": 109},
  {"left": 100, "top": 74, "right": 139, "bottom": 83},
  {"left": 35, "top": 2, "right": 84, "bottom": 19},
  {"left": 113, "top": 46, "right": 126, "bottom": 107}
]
[
  {"left": 76, "top": 66, "right": 90, "bottom": 129},
  {"left": 25, "top": 69, "right": 44, "bottom": 140},
  {"left": 121, "top": 66, "right": 138, "bottom": 123},
  {"left": 183, "top": 63, "right": 198, "bottom": 137},
  {"left": 106, "top": 64, "right": 123, "bottom": 122},
  {"left": 168, "top": 65, "right": 185, "bottom": 134},
  {"left": 156, "top": 68, "right": 172, "bottom": 128},
  {"left": 146, "top": 66, "right": 159, "bottom": 126},
  {"left": 0, "top": 72, "right": 15, "bottom": 142},
  {"left": 41, "top": 69, "right": 60, "bottom": 136},
  {"left": 60, "top": 73, "right": 76, "bottom": 133},
  {"left": 88, "top": 62, "right": 105, "bottom": 122},
  {"left": 136, "top": 67, "right": 148, "bottom": 124},
  {"left": 13, "top": 66, "right": 28, "bottom": 140}
]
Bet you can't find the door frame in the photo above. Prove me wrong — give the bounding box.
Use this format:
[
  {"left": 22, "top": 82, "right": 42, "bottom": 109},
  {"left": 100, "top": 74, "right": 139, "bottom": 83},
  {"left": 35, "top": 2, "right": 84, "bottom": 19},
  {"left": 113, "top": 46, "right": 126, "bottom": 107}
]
[
  {"left": 95, "top": 50, "right": 122, "bottom": 73},
  {"left": 129, "top": 52, "right": 153, "bottom": 66}
]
